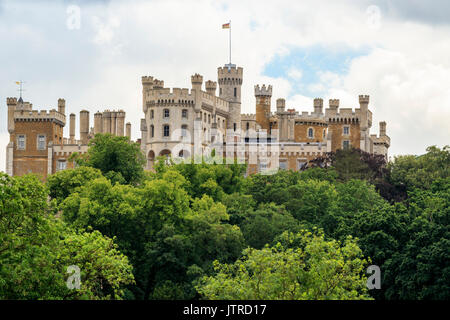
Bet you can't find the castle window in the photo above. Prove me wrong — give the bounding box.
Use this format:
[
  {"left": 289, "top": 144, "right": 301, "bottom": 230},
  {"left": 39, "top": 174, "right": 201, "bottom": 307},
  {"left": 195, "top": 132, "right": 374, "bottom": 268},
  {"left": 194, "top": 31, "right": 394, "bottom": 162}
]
[
  {"left": 163, "top": 125, "right": 170, "bottom": 137},
  {"left": 233, "top": 123, "right": 236, "bottom": 132},
  {"left": 279, "top": 160, "right": 287, "bottom": 170},
  {"left": 323, "top": 129, "right": 326, "bottom": 138},
  {"left": 181, "top": 124, "right": 188, "bottom": 137},
  {"left": 57, "top": 160, "right": 67, "bottom": 171},
  {"left": 151, "top": 110, "right": 154, "bottom": 119},
  {"left": 208, "top": 114, "right": 211, "bottom": 124},
  {"left": 246, "top": 122, "right": 249, "bottom": 131},
  {"left": 234, "top": 87, "right": 237, "bottom": 97},
  {"left": 151, "top": 125, "right": 154, "bottom": 138},
  {"left": 308, "top": 128, "right": 314, "bottom": 138},
  {"left": 220, "top": 88, "right": 222, "bottom": 95},
  {"left": 182, "top": 109, "right": 188, "bottom": 119},
  {"left": 37, "top": 135, "right": 46, "bottom": 150},
  {"left": 343, "top": 126, "right": 349, "bottom": 135},
  {"left": 17, "top": 135, "right": 26, "bottom": 150},
  {"left": 163, "top": 109, "right": 170, "bottom": 118},
  {"left": 343, "top": 140, "right": 350, "bottom": 149}
]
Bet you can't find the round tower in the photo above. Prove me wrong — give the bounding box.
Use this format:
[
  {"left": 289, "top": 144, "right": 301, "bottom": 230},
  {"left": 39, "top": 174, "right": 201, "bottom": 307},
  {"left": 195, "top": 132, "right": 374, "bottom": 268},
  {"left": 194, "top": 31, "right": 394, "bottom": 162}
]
[
  {"left": 79, "top": 110, "right": 90, "bottom": 144},
  {"left": 218, "top": 65, "right": 243, "bottom": 134},
  {"left": 255, "top": 84, "right": 272, "bottom": 131}
]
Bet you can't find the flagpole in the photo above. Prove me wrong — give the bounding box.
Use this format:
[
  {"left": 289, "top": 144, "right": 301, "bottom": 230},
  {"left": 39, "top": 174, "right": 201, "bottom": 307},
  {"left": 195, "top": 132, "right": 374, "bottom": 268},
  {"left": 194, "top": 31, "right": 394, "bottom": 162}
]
[{"left": 229, "top": 20, "right": 231, "bottom": 65}]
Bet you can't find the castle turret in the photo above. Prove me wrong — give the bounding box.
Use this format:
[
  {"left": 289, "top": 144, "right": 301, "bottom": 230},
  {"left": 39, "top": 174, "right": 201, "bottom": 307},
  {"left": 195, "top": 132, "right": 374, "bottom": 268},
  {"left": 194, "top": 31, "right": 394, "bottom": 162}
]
[
  {"left": 80, "top": 110, "right": 90, "bottom": 144},
  {"left": 94, "top": 112, "right": 102, "bottom": 135},
  {"left": 380, "top": 121, "right": 386, "bottom": 136},
  {"left": 117, "top": 111, "right": 125, "bottom": 136},
  {"left": 58, "top": 98, "right": 65, "bottom": 115},
  {"left": 329, "top": 99, "right": 339, "bottom": 110},
  {"left": 103, "top": 111, "right": 111, "bottom": 134},
  {"left": 69, "top": 113, "right": 76, "bottom": 143},
  {"left": 276, "top": 98, "right": 285, "bottom": 113},
  {"left": 205, "top": 80, "right": 217, "bottom": 96},
  {"left": 255, "top": 84, "right": 272, "bottom": 131},
  {"left": 218, "top": 65, "right": 243, "bottom": 135},
  {"left": 111, "top": 111, "right": 117, "bottom": 136},
  {"left": 126, "top": 122, "right": 131, "bottom": 139},
  {"left": 191, "top": 73, "right": 203, "bottom": 119},
  {"left": 314, "top": 98, "right": 323, "bottom": 114},
  {"left": 6, "top": 97, "right": 17, "bottom": 134}
]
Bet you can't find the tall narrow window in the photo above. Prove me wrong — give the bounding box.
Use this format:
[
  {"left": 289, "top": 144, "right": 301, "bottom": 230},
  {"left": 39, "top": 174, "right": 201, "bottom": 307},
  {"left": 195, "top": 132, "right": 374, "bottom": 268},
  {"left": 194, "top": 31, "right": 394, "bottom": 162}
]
[
  {"left": 234, "top": 87, "right": 237, "bottom": 97},
  {"left": 151, "top": 125, "right": 154, "bottom": 138},
  {"left": 182, "top": 109, "right": 188, "bottom": 119},
  {"left": 151, "top": 110, "right": 154, "bottom": 119},
  {"left": 246, "top": 122, "right": 249, "bottom": 131},
  {"left": 233, "top": 123, "right": 236, "bottom": 132},
  {"left": 37, "top": 135, "right": 46, "bottom": 150},
  {"left": 163, "top": 125, "right": 170, "bottom": 137},
  {"left": 181, "top": 125, "right": 188, "bottom": 137},
  {"left": 17, "top": 135, "right": 26, "bottom": 150},
  {"left": 343, "top": 140, "right": 350, "bottom": 149},
  {"left": 208, "top": 114, "right": 211, "bottom": 124},
  {"left": 343, "top": 126, "right": 349, "bottom": 135},
  {"left": 163, "top": 109, "right": 170, "bottom": 118},
  {"left": 308, "top": 128, "right": 314, "bottom": 138}
]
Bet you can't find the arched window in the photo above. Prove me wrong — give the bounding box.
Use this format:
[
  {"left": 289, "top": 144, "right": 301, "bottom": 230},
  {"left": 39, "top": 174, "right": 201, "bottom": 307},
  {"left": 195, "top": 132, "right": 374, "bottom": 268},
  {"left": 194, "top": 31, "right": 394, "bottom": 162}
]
[
  {"left": 150, "top": 109, "right": 154, "bottom": 119},
  {"left": 308, "top": 128, "right": 314, "bottom": 138},
  {"left": 163, "top": 125, "right": 170, "bottom": 137}
]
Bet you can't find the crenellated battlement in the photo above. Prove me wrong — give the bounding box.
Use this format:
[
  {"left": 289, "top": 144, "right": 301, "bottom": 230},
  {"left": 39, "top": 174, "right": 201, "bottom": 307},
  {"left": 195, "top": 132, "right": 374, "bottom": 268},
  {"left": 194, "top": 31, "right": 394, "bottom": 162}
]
[
  {"left": 329, "top": 99, "right": 340, "bottom": 109},
  {"left": 254, "top": 84, "right": 272, "bottom": 97},
  {"left": 14, "top": 108, "right": 66, "bottom": 125},
  {"left": 359, "top": 95, "right": 370, "bottom": 104},
  {"left": 314, "top": 98, "right": 323, "bottom": 107},
  {"left": 7, "top": 97, "right": 18, "bottom": 105},
  {"left": 218, "top": 65, "right": 243, "bottom": 77},
  {"left": 241, "top": 113, "right": 256, "bottom": 120},
  {"left": 191, "top": 73, "right": 203, "bottom": 85},
  {"left": 142, "top": 76, "right": 154, "bottom": 85}
]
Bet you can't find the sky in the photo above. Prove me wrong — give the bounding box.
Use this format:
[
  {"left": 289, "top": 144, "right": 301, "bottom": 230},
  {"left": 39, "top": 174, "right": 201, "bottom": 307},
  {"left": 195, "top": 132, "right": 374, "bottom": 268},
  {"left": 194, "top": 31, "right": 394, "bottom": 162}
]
[{"left": 1, "top": 0, "right": 450, "bottom": 171}]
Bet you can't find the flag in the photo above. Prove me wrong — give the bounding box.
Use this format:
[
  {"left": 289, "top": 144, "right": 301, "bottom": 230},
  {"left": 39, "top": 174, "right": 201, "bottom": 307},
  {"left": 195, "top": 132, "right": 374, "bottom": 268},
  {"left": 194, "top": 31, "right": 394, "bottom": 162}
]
[
  {"left": 15, "top": 81, "right": 20, "bottom": 85},
  {"left": 222, "top": 22, "right": 230, "bottom": 29}
]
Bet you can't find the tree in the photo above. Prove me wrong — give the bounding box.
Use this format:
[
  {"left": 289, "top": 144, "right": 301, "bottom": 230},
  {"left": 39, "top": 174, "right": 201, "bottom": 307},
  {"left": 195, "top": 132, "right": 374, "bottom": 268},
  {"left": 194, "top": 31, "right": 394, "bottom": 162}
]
[
  {"left": 0, "top": 173, "right": 134, "bottom": 299},
  {"left": 72, "top": 133, "right": 146, "bottom": 185},
  {"left": 239, "top": 203, "right": 301, "bottom": 249},
  {"left": 196, "top": 230, "right": 372, "bottom": 300},
  {"left": 46, "top": 166, "right": 103, "bottom": 204}
]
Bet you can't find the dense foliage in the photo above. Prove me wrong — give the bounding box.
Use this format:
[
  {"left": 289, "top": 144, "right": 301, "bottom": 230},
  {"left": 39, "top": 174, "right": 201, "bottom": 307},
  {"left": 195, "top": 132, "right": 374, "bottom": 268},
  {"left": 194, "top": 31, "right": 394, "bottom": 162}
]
[{"left": 1, "top": 135, "right": 448, "bottom": 300}]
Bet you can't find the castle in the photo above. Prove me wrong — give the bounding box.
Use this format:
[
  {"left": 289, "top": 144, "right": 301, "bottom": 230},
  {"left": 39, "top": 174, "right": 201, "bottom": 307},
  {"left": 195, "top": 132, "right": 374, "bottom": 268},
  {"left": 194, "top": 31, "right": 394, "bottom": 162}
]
[
  {"left": 140, "top": 63, "right": 390, "bottom": 174},
  {"left": 5, "top": 63, "right": 390, "bottom": 179},
  {"left": 5, "top": 96, "right": 131, "bottom": 178}
]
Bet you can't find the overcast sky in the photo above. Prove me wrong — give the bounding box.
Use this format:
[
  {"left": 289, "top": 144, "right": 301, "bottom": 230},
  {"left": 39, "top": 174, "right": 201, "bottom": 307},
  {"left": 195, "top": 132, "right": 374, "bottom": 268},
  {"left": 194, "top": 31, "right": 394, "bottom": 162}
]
[{"left": 1, "top": 0, "right": 449, "bottom": 171}]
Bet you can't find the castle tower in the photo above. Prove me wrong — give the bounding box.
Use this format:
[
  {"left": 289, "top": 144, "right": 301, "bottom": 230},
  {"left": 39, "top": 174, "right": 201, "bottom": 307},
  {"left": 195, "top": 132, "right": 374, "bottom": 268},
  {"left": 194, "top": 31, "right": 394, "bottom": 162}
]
[
  {"left": 58, "top": 98, "right": 65, "bottom": 115},
  {"left": 117, "top": 111, "right": 125, "bottom": 136},
  {"left": 314, "top": 98, "right": 323, "bottom": 114},
  {"left": 218, "top": 65, "right": 243, "bottom": 136},
  {"left": 255, "top": 84, "right": 272, "bottom": 131},
  {"left": 276, "top": 98, "right": 285, "bottom": 113},
  {"left": 6, "top": 97, "right": 17, "bottom": 134},
  {"left": 69, "top": 113, "right": 76, "bottom": 143},
  {"left": 80, "top": 110, "right": 90, "bottom": 144},
  {"left": 205, "top": 80, "right": 217, "bottom": 96},
  {"left": 126, "top": 122, "right": 131, "bottom": 139},
  {"left": 329, "top": 99, "right": 339, "bottom": 110},
  {"left": 359, "top": 95, "right": 370, "bottom": 151},
  {"left": 191, "top": 73, "right": 203, "bottom": 119},
  {"left": 103, "top": 111, "right": 111, "bottom": 134},
  {"left": 380, "top": 121, "right": 386, "bottom": 136},
  {"left": 111, "top": 112, "right": 117, "bottom": 135},
  {"left": 94, "top": 112, "right": 103, "bottom": 135}
]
